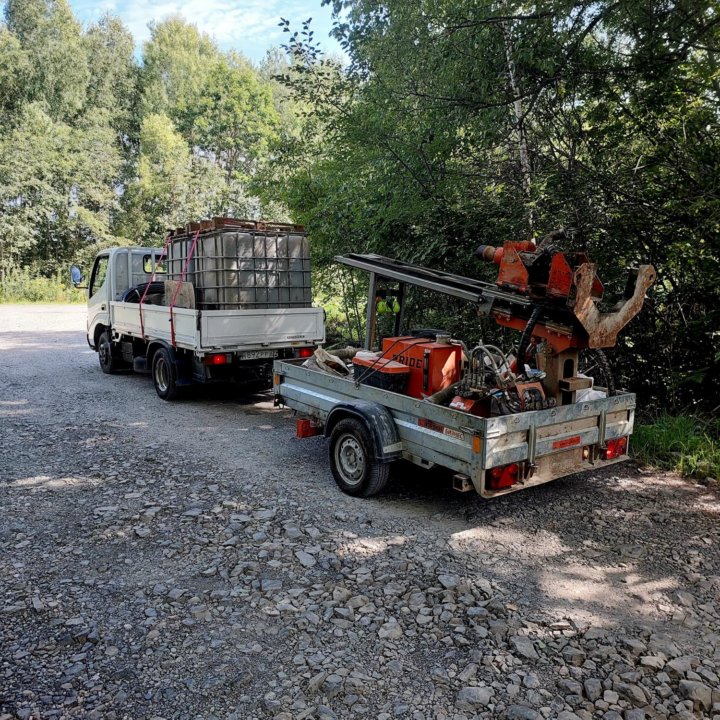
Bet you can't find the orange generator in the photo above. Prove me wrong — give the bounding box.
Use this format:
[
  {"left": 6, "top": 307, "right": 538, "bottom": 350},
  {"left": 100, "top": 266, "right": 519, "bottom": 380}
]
[{"left": 381, "top": 336, "right": 462, "bottom": 398}]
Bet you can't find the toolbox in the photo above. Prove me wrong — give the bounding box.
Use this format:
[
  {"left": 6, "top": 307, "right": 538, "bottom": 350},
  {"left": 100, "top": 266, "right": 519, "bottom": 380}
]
[{"left": 352, "top": 356, "right": 410, "bottom": 393}]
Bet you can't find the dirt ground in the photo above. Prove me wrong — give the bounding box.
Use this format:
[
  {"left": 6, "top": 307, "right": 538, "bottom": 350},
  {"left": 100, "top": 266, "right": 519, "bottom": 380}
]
[{"left": 1, "top": 305, "right": 719, "bottom": 720}]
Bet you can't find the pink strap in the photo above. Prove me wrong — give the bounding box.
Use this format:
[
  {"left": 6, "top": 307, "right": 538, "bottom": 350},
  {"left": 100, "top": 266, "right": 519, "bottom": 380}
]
[
  {"left": 169, "top": 229, "right": 200, "bottom": 348},
  {"left": 139, "top": 234, "right": 172, "bottom": 340}
]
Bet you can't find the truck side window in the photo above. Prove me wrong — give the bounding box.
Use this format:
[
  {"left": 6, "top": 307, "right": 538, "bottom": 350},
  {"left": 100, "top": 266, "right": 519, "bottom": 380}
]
[{"left": 89, "top": 256, "right": 109, "bottom": 298}]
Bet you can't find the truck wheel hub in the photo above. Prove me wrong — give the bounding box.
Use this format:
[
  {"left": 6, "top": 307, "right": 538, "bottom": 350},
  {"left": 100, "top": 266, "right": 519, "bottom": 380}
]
[{"left": 155, "top": 359, "right": 169, "bottom": 392}]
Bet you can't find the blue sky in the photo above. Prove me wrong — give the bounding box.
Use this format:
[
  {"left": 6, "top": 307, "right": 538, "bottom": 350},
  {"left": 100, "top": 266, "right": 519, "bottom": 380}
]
[{"left": 67, "top": 0, "right": 341, "bottom": 62}]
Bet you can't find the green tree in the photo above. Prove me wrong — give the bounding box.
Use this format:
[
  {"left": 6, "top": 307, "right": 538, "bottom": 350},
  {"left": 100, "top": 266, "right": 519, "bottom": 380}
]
[
  {"left": 190, "top": 52, "right": 279, "bottom": 183},
  {"left": 4, "top": 0, "right": 89, "bottom": 120},
  {"left": 119, "top": 113, "right": 226, "bottom": 242},
  {"left": 140, "top": 16, "right": 218, "bottom": 128},
  {"left": 0, "top": 102, "right": 122, "bottom": 279},
  {"left": 278, "top": 0, "right": 720, "bottom": 408},
  {"left": 0, "top": 26, "right": 32, "bottom": 122},
  {"left": 0, "top": 103, "right": 66, "bottom": 279},
  {"left": 83, "top": 14, "right": 137, "bottom": 141}
]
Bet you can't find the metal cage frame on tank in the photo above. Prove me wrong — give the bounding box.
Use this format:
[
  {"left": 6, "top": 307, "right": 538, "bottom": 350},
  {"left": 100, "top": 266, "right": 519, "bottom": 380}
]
[{"left": 167, "top": 218, "right": 312, "bottom": 311}]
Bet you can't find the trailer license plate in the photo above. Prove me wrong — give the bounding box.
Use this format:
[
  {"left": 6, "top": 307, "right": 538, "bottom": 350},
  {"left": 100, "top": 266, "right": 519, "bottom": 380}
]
[{"left": 239, "top": 350, "right": 278, "bottom": 360}]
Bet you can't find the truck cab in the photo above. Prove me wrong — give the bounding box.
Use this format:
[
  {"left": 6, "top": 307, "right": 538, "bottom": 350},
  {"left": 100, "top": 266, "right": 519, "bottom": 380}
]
[{"left": 86, "top": 247, "right": 165, "bottom": 350}]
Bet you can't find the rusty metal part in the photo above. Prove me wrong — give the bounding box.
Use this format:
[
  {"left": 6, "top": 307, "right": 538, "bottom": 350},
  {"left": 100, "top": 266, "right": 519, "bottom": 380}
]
[
  {"left": 170, "top": 217, "right": 305, "bottom": 238},
  {"left": 514, "top": 380, "right": 550, "bottom": 411},
  {"left": 495, "top": 241, "right": 535, "bottom": 293},
  {"left": 572, "top": 264, "right": 656, "bottom": 348},
  {"left": 476, "top": 245, "right": 504, "bottom": 263},
  {"left": 492, "top": 310, "right": 581, "bottom": 354}
]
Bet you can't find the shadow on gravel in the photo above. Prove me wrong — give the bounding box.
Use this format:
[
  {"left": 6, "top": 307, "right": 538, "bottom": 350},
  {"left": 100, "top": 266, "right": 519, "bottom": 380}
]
[{"left": 371, "top": 460, "right": 720, "bottom": 630}]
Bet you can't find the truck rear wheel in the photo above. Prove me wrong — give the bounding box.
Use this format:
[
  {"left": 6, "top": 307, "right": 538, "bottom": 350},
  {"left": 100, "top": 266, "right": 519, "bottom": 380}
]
[
  {"left": 329, "top": 418, "right": 390, "bottom": 497},
  {"left": 98, "top": 331, "right": 121, "bottom": 374},
  {"left": 152, "top": 348, "right": 181, "bottom": 401}
]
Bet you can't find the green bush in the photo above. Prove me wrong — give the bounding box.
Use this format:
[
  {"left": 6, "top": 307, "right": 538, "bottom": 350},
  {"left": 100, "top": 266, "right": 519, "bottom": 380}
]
[
  {"left": 632, "top": 414, "right": 720, "bottom": 481},
  {"left": 0, "top": 268, "right": 83, "bottom": 304}
]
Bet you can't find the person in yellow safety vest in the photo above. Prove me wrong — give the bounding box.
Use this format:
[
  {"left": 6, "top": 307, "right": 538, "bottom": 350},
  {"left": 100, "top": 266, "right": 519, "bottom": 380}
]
[
  {"left": 374, "top": 288, "right": 400, "bottom": 346},
  {"left": 375, "top": 288, "right": 400, "bottom": 316}
]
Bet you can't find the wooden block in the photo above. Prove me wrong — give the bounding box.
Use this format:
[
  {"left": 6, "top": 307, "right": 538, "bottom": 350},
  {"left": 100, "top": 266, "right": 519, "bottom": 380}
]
[{"left": 558, "top": 376, "right": 593, "bottom": 392}]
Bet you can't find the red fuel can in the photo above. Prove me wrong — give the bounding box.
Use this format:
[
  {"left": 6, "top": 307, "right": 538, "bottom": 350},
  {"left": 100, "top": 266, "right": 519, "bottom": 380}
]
[{"left": 381, "top": 337, "right": 462, "bottom": 398}]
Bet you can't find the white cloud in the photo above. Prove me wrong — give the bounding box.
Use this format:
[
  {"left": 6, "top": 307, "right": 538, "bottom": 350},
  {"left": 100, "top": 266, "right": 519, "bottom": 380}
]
[
  {"left": 116, "top": 0, "right": 322, "bottom": 52},
  {"left": 68, "top": 0, "right": 120, "bottom": 24}
]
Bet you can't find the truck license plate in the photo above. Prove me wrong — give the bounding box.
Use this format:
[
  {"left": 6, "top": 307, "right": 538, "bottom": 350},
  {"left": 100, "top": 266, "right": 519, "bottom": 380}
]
[{"left": 239, "top": 350, "right": 278, "bottom": 360}]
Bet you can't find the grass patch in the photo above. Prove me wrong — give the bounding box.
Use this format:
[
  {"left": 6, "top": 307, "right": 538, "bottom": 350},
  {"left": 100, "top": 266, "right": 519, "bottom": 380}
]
[
  {"left": 0, "top": 269, "right": 83, "bottom": 304},
  {"left": 633, "top": 414, "right": 720, "bottom": 481}
]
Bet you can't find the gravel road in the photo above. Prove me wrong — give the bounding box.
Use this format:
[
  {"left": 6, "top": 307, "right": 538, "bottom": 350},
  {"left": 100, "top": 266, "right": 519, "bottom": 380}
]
[{"left": 1, "top": 304, "right": 719, "bottom": 720}]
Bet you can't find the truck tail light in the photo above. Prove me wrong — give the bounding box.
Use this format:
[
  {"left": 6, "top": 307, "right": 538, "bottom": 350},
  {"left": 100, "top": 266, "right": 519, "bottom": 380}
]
[
  {"left": 296, "top": 347, "right": 314, "bottom": 359},
  {"left": 487, "top": 463, "right": 519, "bottom": 490},
  {"left": 204, "top": 353, "right": 231, "bottom": 366},
  {"left": 603, "top": 436, "right": 628, "bottom": 460}
]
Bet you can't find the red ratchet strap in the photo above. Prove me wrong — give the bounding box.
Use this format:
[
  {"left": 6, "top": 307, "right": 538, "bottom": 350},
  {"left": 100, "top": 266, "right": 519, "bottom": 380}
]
[
  {"left": 169, "top": 228, "right": 200, "bottom": 348},
  {"left": 139, "top": 233, "right": 173, "bottom": 340}
]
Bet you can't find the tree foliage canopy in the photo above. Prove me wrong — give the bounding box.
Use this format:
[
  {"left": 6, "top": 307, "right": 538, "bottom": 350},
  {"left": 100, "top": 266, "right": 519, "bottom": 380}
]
[
  {"left": 0, "top": 6, "right": 284, "bottom": 279},
  {"left": 0, "top": 0, "right": 717, "bottom": 409},
  {"left": 269, "top": 0, "right": 720, "bottom": 410}
]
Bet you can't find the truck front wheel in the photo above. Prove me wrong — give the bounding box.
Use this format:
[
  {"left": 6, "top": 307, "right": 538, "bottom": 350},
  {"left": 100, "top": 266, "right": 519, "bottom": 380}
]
[
  {"left": 98, "top": 331, "right": 121, "bottom": 374},
  {"left": 329, "top": 418, "right": 390, "bottom": 497},
  {"left": 152, "top": 348, "right": 181, "bottom": 401}
]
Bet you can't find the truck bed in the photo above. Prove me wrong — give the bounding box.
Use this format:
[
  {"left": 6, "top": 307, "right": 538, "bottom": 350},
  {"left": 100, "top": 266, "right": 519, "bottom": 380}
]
[
  {"left": 112, "top": 302, "right": 325, "bottom": 352},
  {"left": 274, "top": 359, "right": 635, "bottom": 497}
]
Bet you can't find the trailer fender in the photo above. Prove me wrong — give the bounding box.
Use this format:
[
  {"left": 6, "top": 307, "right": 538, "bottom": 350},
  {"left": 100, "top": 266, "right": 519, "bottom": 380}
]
[{"left": 324, "top": 401, "right": 402, "bottom": 462}]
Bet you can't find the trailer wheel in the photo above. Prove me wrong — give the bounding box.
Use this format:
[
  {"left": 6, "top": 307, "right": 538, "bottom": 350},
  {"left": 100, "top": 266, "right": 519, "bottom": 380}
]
[
  {"left": 329, "top": 418, "right": 390, "bottom": 497},
  {"left": 98, "top": 331, "right": 121, "bottom": 374},
  {"left": 152, "top": 347, "right": 181, "bottom": 401}
]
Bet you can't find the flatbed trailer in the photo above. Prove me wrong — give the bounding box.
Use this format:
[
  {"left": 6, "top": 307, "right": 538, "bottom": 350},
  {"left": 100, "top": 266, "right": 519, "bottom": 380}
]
[{"left": 273, "top": 358, "right": 635, "bottom": 498}]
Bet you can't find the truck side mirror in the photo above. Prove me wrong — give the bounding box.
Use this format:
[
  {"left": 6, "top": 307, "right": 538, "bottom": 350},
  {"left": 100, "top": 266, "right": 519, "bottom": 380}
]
[{"left": 70, "top": 265, "right": 85, "bottom": 288}]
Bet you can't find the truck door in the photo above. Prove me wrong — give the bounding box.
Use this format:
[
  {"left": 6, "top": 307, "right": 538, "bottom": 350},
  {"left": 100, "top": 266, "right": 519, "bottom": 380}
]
[{"left": 87, "top": 253, "right": 110, "bottom": 347}]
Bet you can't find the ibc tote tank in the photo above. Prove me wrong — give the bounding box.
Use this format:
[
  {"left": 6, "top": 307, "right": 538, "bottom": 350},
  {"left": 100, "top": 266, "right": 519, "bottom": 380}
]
[{"left": 166, "top": 219, "right": 312, "bottom": 310}]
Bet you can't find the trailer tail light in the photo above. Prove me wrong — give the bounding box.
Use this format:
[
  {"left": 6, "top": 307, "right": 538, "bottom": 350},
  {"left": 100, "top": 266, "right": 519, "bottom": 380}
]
[
  {"left": 204, "top": 353, "right": 231, "bottom": 366},
  {"left": 296, "top": 418, "right": 322, "bottom": 438},
  {"left": 487, "top": 463, "right": 519, "bottom": 490},
  {"left": 603, "top": 436, "right": 628, "bottom": 460}
]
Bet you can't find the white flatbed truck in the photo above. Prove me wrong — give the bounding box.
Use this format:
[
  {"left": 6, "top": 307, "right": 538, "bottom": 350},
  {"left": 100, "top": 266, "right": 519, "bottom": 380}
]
[{"left": 79, "top": 245, "right": 325, "bottom": 399}]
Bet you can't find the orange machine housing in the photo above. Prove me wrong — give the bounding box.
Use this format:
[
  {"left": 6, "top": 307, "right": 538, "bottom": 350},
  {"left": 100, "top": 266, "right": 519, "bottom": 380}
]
[{"left": 382, "top": 336, "right": 462, "bottom": 398}]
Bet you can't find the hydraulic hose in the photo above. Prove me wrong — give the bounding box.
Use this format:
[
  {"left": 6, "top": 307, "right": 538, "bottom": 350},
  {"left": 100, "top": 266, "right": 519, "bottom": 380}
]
[{"left": 516, "top": 306, "right": 543, "bottom": 373}]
